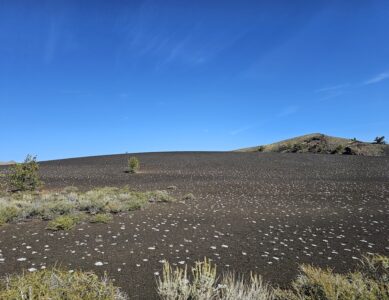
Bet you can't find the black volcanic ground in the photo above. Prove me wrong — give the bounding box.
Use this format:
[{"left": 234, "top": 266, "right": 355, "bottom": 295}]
[{"left": 0, "top": 152, "right": 388, "bottom": 299}]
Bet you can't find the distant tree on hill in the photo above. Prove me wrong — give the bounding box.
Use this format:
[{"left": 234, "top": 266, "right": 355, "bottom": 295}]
[{"left": 373, "top": 136, "right": 386, "bottom": 145}]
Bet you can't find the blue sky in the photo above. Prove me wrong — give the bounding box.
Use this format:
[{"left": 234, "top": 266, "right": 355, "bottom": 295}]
[{"left": 1, "top": 0, "right": 389, "bottom": 161}]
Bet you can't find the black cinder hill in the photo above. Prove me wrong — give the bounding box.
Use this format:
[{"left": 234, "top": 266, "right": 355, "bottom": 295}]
[{"left": 236, "top": 133, "right": 389, "bottom": 156}]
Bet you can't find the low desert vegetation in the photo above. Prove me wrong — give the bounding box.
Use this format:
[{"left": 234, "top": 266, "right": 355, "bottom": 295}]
[
  {"left": 257, "top": 145, "right": 265, "bottom": 152},
  {"left": 157, "top": 257, "right": 274, "bottom": 300},
  {"left": 157, "top": 254, "right": 389, "bottom": 300},
  {"left": 0, "top": 267, "right": 127, "bottom": 299},
  {"left": 0, "top": 173, "right": 6, "bottom": 192},
  {"left": 0, "top": 186, "right": 176, "bottom": 228},
  {"left": 128, "top": 156, "right": 140, "bottom": 173},
  {"left": 46, "top": 214, "right": 81, "bottom": 231},
  {"left": 7, "top": 154, "right": 42, "bottom": 192},
  {"left": 148, "top": 189, "right": 176, "bottom": 203},
  {"left": 238, "top": 133, "right": 389, "bottom": 156},
  {"left": 0, "top": 254, "right": 387, "bottom": 299},
  {"left": 89, "top": 213, "right": 113, "bottom": 223}
]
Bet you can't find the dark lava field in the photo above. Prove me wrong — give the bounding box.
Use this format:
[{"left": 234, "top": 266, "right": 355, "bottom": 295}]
[{"left": 0, "top": 152, "right": 388, "bottom": 299}]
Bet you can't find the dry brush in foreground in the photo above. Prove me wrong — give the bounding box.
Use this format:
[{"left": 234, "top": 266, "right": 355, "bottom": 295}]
[
  {"left": 0, "top": 255, "right": 387, "bottom": 299},
  {"left": 157, "top": 254, "right": 389, "bottom": 300}
]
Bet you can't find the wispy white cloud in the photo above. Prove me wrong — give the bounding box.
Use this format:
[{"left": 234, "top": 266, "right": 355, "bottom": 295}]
[
  {"left": 230, "top": 125, "right": 254, "bottom": 136},
  {"left": 364, "top": 72, "right": 389, "bottom": 85},
  {"left": 315, "top": 83, "right": 349, "bottom": 93},
  {"left": 315, "top": 83, "right": 349, "bottom": 102},
  {"left": 115, "top": 1, "right": 245, "bottom": 68},
  {"left": 317, "top": 91, "right": 345, "bottom": 102},
  {"left": 277, "top": 106, "right": 299, "bottom": 118}
]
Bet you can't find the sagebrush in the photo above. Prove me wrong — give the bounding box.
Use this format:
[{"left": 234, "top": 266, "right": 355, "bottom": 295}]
[
  {"left": 0, "top": 187, "right": 176, "bottom": 228},
  {"left": 0, "top": 267, "right": 127, "bottom": 299},
  {"left": 157, "top": 254, "right": 389, "bottom": 300}
]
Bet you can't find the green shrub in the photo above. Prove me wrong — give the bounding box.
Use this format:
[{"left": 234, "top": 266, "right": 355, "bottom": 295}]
[
  {"left": 103, "top": 200, "right": 124, "bottom": 213},
  {"left": 257, "top": 146, "right": 265, "bottom": 152},
  {"left": 279, "top": 143, "right": 292, "bottom": 152},
  {"left": 0, "top": 206, "right": 20, "bottom": 225},
  {"left": 89, "top": 213, "right": 113, "bottom": 224},
  {"left": 0, "top": 173, "right": 6, "bottom": 193},
  {"left": 332, "top": 145, "right": 344, "bottom": 154},
  {"left": 291, "top": 143, "right": 303, "bottom": 153},
  {"left": 343, "top": 146, "right": 355, "bottom": 155},
  {"left": 128, "top": 156, "right": 140, "bottom": 173},
  {"left": 46, "top": 215, "right": 80, "bottom": 231},
  {"left": 0, "top": 267, "right": 127, "bottom": 299},
  {"left": 8, "top": 155, "right": 42, "bottom": 192},
  {"left": 125, "top": 198, "right": 148, "bottom": 211}
]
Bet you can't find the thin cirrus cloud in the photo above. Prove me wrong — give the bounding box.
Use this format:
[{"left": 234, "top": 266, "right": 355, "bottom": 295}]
[
  {"left": 115, "top": 1, "right": 246, "bottom": 68},
  {"left": 315, "top": 84, "right": 347, "bottom": 102},
  {"left": 277, "top": 106, "right": 299, "bottom": 118},
  {"left": 315, "top": 83, "right": 349, "bottom": 93},
  {"left": 315, "top": 70, "right": 389, "bottom": 99},
  {"left": 314, "top": 70, "right": 389, "bottom": 102},
  {"left": 230, "top": 125, "right": 254, "bottom": 136},
  {"left": 363, "top": 72, "right": 389, "bottom": 85}
]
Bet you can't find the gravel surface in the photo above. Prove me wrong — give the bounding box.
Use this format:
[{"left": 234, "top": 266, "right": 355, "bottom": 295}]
[{"left": 0, "top": 152, "right": 388, "bottom": 299}]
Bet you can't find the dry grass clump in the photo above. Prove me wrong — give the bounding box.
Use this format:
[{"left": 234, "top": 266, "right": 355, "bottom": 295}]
[
  {"left": 0, "top": 186, "right": 176, "bottom": 228},
  {"left": 157, "top": 258, "right": 274, "bottom": 300},
  {"left": 0, "top": 267, "right": 128, "bottom": 299},
  {"left": 0, "top": 206, "right": 19, "bottom": 226},
  {"left": 281, "top": 254, "right": 389, "bottom": 300},
  {"left": 148, "top": 190, "right": 176, "bottom": 203},
  {"left": 157, "top": 254, "right": 389, "bottom": 300}
]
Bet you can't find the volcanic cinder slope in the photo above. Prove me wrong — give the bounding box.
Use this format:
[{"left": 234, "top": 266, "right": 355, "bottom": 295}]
[
  {"left": 236, "top": 133, "right": 389, "bottom": 156},
  {"left": 0, "top": 152, "right": 388, "bottom": 299}
]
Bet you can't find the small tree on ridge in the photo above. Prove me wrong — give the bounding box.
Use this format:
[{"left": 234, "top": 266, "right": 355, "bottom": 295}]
[
  {"left": 373, "top": 136, "right": 386, "bottom": 145},
  {"left": 9, "top": 154, "right": 42, "bottom": 192}
]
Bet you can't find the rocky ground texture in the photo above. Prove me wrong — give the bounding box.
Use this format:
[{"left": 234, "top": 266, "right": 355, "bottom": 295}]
[{"left": 0, "top": 152, "right": 388, "bottom": 299}]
